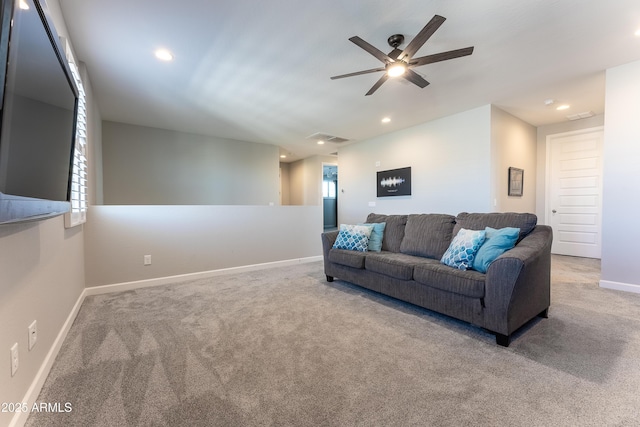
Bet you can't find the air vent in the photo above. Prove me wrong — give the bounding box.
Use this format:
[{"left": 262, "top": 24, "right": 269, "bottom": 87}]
[
  {"left": 566, "top": 111, "right": 595, "bottom": 121},
  {"left": 306, "top": 132, "right": 350, "bottom": 144}
]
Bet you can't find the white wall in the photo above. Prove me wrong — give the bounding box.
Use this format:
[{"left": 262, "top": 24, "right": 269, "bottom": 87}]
[
  {"left": 600, "top": 60, "right": 640, "bottom": 292},
  {"left": 84, "top": 205, "right": 322, "bottom": 287},
  {"left": 0, "top": 1, "right": 95, "bottom": 425},
  {"left": 490, "top": 106, "right": 537, "bottom": 213},
  {"left": 102, "top": 121, "right": 280, "bottom": 205},
  {"left": 337, "top": 105, "right": 493, "bottom": 224}
]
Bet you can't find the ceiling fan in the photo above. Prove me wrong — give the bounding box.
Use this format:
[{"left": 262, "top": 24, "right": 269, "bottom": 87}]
[{"left": 330, "top": 15, "right": 474, "bottom": 96}]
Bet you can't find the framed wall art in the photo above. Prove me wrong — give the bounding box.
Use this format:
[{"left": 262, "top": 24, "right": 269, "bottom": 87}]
[
  {"left": 377, "top": 167, "right": 412, "bottom": 197},
  {"left": 508, "top": 167, "right": 524, "bottom": 197}
]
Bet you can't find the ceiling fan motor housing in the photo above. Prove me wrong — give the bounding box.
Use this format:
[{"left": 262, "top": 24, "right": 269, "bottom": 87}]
[{"left": 387, "top": 34, "right": 404, "bottom": 49}]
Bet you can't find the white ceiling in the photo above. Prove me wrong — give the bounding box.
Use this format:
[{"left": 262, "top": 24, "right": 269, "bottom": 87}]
[{"left": 58, "top": 0, "right": 640, "bottom": 162}]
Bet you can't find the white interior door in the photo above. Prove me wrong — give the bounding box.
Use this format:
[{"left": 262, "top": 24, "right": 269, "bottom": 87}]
[{"left": 547, "top": 128, "right": 603, "bottom": 258}]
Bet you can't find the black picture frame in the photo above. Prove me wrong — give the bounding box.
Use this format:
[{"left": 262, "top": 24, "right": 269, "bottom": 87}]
[
  {"left": 377, "top": 167, "right": 412, "bottom": 197},
  {"left": 508, "top": 167, "right": 524, "bottom": 197}
]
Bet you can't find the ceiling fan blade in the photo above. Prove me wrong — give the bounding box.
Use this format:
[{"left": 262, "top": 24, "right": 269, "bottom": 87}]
[
  {"left": 402, "top": 69, "right": 430, "bottom": 88},
  {"left": 349, "top": 36, "right": 394, "bottom": 63},
  {"left": 409, "top": 47, "right": 474, "bottom": 67},
  {"left": 365, "top": 74, "right": 389, "bottom": 96},
  {"left": 330, "top": 67, "right": 386, "bottom": 80},
  {"left": 399, "top": 15, "right": 446, "bottom": 60}
]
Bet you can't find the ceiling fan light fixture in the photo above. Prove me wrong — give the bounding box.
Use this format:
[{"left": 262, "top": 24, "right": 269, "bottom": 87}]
[
  {"left": 155, "top": 48, "right": 174, "bottom": 61},
  {"left": 387, "top": 62, "right": 407, "bottom": 77}
]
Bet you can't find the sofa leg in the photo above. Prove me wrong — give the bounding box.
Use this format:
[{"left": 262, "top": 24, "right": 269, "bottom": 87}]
[
  {"left": 326, "top": 275, "right": 334, "bottom": 282},
  {"left": 537, "top": 308, "right": 549, "bottom": 318},
  {"left": 495, "top": 333, "right": 510, "bottom": 347}
]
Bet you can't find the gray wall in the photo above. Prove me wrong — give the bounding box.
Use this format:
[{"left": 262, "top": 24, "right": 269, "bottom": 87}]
[
  {"left": 102, "top": 121, "right": 280, "bottom": 205},
  {"left": 84, "top": 205, "right": 322, "bottom": 286},
  {"left": 336, "top": 104, "right": 537, "bottom": 225},
  {"left": 490, "top": 106, "right": 537, "bottom": 213},
  {"left": 0, "top": 1, "right": 94, "bottom": 425},
  {"left": 287, "top": 155, "right": 336, "bottom": 206},
  {"left": 337, "top": 105, "right": 493, "bottom": 223},
  {"left": 601, "top": 60, "right": 640, "bottom": 290}
]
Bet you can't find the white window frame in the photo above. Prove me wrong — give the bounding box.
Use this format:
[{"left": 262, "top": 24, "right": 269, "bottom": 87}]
[{"left": 63, "top": 40, "right": 88, "bottom": 228}]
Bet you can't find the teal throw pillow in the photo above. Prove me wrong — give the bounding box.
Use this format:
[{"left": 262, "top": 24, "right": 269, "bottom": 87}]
[
  {"left": 359, "top": 222, "right": 386, "bottom": 252},
  {"left": 441, "top": 228, "right": 486, "bottom": 270},
  {"left": 333, "top": 224, "right": 374, "bottom": 252},
  {"left": 472, "top": 227, "right": 520, "bottom": 273}
]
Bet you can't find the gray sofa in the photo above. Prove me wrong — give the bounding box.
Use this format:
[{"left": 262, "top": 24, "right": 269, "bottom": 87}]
[{"left": 321, "top": 212, "right": 553, "bottom": 346}]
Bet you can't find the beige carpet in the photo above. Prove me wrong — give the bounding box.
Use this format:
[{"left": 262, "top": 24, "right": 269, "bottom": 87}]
[{"left": 26, "top": 255, "right": 640, "bottom": 426}]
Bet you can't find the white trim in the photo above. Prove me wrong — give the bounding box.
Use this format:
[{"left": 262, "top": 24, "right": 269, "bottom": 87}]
[
  {"left": 9, "top": 256, "right": 321, "bottom": 427},
  {"left": 10, "top": 290, "right": 87, "bottom": 427},
  {"left": 599, "top": 280, "right": 640, "bottom": 294},
  {"left": 84, "top": 256, "right": 323, "bottom": 296}
]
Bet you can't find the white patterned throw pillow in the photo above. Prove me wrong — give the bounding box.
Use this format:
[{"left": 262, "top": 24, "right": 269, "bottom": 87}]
[
  {"left": 333, "top": 224, "right": 374, "bottom": 252},
  {"left": 441, "top": 228, "right": 486, "bottom": 270}
]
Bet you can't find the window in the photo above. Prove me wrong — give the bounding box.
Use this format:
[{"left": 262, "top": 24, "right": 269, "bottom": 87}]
[
  {"left": 323, "top": 180, "right": 336, "bottom": 198},
  {"left": 64, "top": 42, "right": 88, "bottom": 228}
]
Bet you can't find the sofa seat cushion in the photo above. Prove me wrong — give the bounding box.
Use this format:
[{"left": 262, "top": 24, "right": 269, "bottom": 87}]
[
  {"left": 328, "top": 249, "right": 368, "bottom": 269},
  {"left": 400, "top": 214, "right": 457, "bottom": 259},
  {"left": 365, "top": 252, "right": 428, "bottom": 280},
  {"left": 414, "top": 263, "right": 486, "bottom": 298}
]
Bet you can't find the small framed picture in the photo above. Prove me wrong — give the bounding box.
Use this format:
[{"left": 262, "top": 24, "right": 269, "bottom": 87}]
[
  {"left": 377, "top": 167, "right": 411, "bottom": 197},
  {"left": 508, "top": 167, "right": 523, "bottom": 197}
]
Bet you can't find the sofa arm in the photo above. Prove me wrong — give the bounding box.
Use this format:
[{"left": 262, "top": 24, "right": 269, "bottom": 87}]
[
  {"left": 483, "top": 225, "right": 553, "bottom": 336},
  {"left": 321, "top": 230, "right": 339, "bottom": 258},
  {"left": 321, "top": 231, "right": 340, "bottom": 280}
]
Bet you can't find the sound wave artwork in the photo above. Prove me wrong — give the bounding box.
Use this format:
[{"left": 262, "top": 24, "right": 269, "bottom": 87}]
[{"left": 377, "top": 167, "right": 411, "bottom": 197}]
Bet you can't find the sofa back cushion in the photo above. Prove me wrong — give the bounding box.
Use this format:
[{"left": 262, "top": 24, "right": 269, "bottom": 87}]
[
  {"left": 366, "top": 213, "right": 407, "bottom": 252},
  {"left": 399, "top": 214, "right": 457, "bottom": 259},
  {"left": 453, "top": 212, "right": 537, "bottom": 242}
]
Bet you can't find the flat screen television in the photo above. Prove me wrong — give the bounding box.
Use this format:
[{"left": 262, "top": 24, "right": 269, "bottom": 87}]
[{"left": 0, "top": 0, "right": 78, "bottom": 225}]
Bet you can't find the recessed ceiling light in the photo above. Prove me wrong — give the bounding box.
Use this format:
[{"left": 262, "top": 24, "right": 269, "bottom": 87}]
[
  {"left": 556, "top": 104, "right": 570, "bottom": 111},
  {"left": 280, "top": 155, "right": 286, "bottom": 159},
  {"left": 154, "top": 49, "right": 174, "bottom": 61},
  {"left": 317, "top": 140, "right": 325, "bottom": 145},
  {"left": 381, "top": 117, "right": 391, "bottom": 123},
  {"left": 19, "top": 0, "right": 29, "bottom": 10},
  {"left": 635, "top": 28, "right": 640, "bottom": 37}
]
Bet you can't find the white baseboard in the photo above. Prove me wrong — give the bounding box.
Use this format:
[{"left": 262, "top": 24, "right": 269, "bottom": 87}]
[
  {"left": 599, "top": 280, "right": 640, "bottom": 294},
  {"left": 10, "top": 255, "right": 321, "bottom": 427},
  {"left": 84, "top": 256, "right": 323, "bottom": 296},
  {"left": 10, "top": 289, "right": 87, "bottom": 427}
]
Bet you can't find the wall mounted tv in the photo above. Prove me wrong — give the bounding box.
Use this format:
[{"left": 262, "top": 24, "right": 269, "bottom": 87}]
[{"left": 0, "top": 0, "right": 78, "bottom": 225}]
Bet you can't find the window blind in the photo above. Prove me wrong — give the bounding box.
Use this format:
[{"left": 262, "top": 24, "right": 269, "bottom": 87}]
[{"left": 64, "top": 43, "right": 88, "bottom": 228}]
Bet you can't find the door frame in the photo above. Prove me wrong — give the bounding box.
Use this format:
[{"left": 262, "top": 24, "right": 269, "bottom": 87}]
[
  {"left": 544, "top": 126, "right": 604, "bottom": 255},
  {"left": 322, "top": 162, "right": 338, "bottom": 229}
]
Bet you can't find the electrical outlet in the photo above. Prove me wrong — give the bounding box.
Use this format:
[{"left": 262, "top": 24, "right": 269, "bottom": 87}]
[
  {"left": 10, "top": 343, "right": 18, "bottom": 377},
  {"left": 144, "top": 255, "right": 152, "bottom": 265},
  {"left": 28, "top": 320, "right": 37, "bottom": 350}
]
